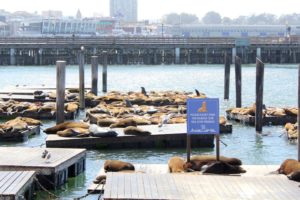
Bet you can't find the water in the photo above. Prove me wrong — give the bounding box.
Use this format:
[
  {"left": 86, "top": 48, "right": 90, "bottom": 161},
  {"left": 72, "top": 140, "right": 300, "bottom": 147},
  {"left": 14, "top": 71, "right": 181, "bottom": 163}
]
[{"left": 0, "top": 64, "right": 298, "bottom": 199}]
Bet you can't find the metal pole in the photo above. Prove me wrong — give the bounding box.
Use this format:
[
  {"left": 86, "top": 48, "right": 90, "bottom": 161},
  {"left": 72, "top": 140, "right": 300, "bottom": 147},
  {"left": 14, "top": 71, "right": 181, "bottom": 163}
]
[
  {"left": 187, "top": 134, "right": 191, "bottom": 162},
  {"left": 235, "top": 56, "right": 242, "bottom": 108},
  {"left": 78, "top": 48, "right": 85, "bottom": 109},
  {"left": 255, "top": 58, "right": 264, "bottom": 133},
  {"left": 102, "top": 51, "right": 108, "bottom": 93},
  {"left": 224, "top": 52, "right": 230, "bottom": 100},
  {"left": 56, "top": 61, "right": 66, "bottom": 124},
  {"left": 91, "top": 56, "right": 98, "bottom": 95},
  {"left": 298, "top": 65, "right": 300, "bottom": 161}
]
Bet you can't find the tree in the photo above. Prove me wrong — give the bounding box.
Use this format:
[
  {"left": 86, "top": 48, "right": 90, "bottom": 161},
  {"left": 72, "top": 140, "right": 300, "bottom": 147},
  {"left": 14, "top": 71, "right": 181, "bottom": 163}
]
[
  {"left": 222, "top": 17, "right": 232, "bottom": 25},
  {"left": 202, "top": 11, "right": 222, "bottom": 24},
  {"left": 162, "top": 13, "right": 199, "bottom": 25}
]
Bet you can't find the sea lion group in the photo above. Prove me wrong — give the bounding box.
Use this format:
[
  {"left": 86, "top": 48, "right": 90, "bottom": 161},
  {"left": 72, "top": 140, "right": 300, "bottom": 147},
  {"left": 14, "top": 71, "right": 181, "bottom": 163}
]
[
  {"left": 284, "top": 122, "right": 298, "bottom": 140},
  {"left": 168, "top": 155, "right": 245, "bottom": 174},
  {"left": 0, "top": 117, "right": 41, "bottom": 135},
  {"left": 0, "top": 100, "right": 79, "bottom": 117},
  {"left": 227, "top": 104, "right": 298, "bottom": 118}
]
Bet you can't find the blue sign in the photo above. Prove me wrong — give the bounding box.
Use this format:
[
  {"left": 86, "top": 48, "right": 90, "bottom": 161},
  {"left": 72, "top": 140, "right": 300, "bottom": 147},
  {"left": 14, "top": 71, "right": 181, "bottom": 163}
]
[{"left": 187, "top": 98, "right": 219, "bottom": 135}]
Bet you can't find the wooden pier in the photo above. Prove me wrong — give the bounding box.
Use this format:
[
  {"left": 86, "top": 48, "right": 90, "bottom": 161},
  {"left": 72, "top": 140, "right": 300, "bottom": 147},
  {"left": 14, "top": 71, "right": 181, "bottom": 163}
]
[
  {"left": 0, "top": 147, "right": 86, "bottom": 189},
  {"left": 0, "top": 171, "right": 35, "bottom": 200},
  {"left": 46, "top": 124, "right": 215, "bottom": 149},
  {"left": 0, "top": 125, "right": 40, "bottom": 142},
  {"left": 88, "top": 164, "right": 300, "bottom": 200}
]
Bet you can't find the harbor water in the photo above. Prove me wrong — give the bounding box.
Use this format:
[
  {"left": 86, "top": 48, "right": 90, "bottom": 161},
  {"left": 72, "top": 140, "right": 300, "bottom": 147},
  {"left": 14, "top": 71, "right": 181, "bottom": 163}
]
[{"left": 0, "top": 64, "right": 298, "bottom": 199}]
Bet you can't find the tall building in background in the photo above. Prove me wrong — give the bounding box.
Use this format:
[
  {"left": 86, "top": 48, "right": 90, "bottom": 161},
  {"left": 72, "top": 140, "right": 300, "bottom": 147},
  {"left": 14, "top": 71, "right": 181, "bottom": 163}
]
[{"left": 110, "top": 0, "right": 137, "bottom": 22}]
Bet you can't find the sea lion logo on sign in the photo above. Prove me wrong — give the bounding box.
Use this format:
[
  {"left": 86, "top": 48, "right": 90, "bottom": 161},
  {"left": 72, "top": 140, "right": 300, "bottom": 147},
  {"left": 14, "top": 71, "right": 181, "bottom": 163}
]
[{"left": 187, "top": 98, "right": 219, "bottom": 134}]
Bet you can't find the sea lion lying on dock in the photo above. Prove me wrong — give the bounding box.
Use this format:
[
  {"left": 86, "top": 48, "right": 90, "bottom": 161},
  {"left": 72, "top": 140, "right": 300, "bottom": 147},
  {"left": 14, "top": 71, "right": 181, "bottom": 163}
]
[
  {"left": 187, "top": 155, "right": 242, "bottom": 171},
  {"left": 65, "top": 102, "right": 79, "bottom": 113},
  {"left": 123, "top": 126, "right": 151, "bottom": 136},
  {"left": 93, "top": 175, "right": 106, "bottom": 184},
  {"left": 17, "top": 117, "right": 42, "bottom": 126},
  {"left": 277, "top": 159, "right": 300, "bottom": 181},
  {"left": 168, "top": 157, "right": 186, "bottom": 173},
  {"left": 44, "top": 122, "right": 89, "bottom": 134},
  {"left": 57, "top": 128, "right": 90, "bottom": 137},
  {"left": 104, "top": 160, "right": 135, "bottom": 172},
  {"left": 203, "top": 161, "right": 246, "bottom": 174}
]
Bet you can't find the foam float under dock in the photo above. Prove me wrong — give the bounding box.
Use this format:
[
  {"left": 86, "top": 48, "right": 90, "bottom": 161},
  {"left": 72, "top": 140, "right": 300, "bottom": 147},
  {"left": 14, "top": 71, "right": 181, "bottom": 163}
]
[
  {"left": 0, "top": 171, "right": 35, "bottom": 200},
  {"left": 0, "top": 147, "right": 86, "bottom": 189},
  {"left": 226, "top": 112, "right": 297, "bottom": 126},
  {"left": 46, "top": 124, "right": 215, "bottom": 149}
]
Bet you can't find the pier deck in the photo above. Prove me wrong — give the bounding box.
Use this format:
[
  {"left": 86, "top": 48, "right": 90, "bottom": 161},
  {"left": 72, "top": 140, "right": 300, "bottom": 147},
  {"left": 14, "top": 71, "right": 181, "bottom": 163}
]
[
  {"left": 0, "top": 147, "right": 86, "bottom": 189},
  {"left": 0, "top": 125, "right": 40, "bottom": 142},
  {"left": 88, "top": 164, "right": 280, "bottom": 194},
  {"left": 46, "top": 124, "right": 215, "bottom": 149},
  {"left": 88, "top": 164, "right": 299, "bottom": 200},
  {"left": 0, "top": 171, "right": 35, "bottom": 200}
]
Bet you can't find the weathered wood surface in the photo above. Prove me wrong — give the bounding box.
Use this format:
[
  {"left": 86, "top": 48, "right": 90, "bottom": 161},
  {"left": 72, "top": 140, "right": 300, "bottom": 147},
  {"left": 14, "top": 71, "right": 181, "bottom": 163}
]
[
  {"left": 46, "top": 124, "right": 216, "bottom": 149},
  {"left": 0, "top": 111, "right": 77, "bottom": 120},
  {"left": 226, "top": 112, "right": 297, "bottom": 126},
  {"left": 0, "top": 171, "right": 35, "bottom": 200},
  {"left": 0, "top": 147, "right": 86, "bottom": 175},
  {"left": 0, "top": 125, "right": 40, "bottom": 142},
  {"left": 102, "top": 165, "right": 300, "bottom": 200}
]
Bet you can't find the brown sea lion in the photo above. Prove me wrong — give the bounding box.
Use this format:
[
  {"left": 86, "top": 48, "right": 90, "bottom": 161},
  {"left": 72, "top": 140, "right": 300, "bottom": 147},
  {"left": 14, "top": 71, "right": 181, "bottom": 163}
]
[
  {"left": 219, "top": 116, "right": 226, "bottom": 126},
  {"left": 93, "top": 175, "right": 106, "bottom": 184},
  {"left": 2, "top": 118, "right": 28, "bottom": 132},
  {"left": 65, "top": 102, "right": 79, "bottom": 112},
  {"left": 104, "top": 160, "right": 135, "bottom": 172},
  {"left": 285, "top": 123, "right": 295, "bottom": 131},
  {"left": 67, "top": 88, "right": 79, "bottom": 93},
  {"left": 123, "top": 126, "right": 151, "bottom": 136},
  {"left": 97, "top": 118, "right": 117, "bottom": 127},
  {"left": 44, "top": 122, "right": 89, "bottom": 134},
  {"left": 191, "top": 155, "right": 242, "bottom": 166},
  {"left": 284, "top": 108, "right": 298, "bottom": 116},
  {"left": 203, "top": 161, "right": 246, "bottom": 174},
  {"left": 57, "top": 128, "right": 90, "bottom": 137},
  {"left": 17, "top": 117, "right": 42, "bottom": 126},
  {"left": 168, "top": 156, "right": 186, "bottom": 173},
  {"left": 287, "top": 170, "right": 300, "bottom": 182},
  {"left": 110, "top": 118, "right": 137, "bottom": 128},
  {"left": 277, "top": 159, "right": 300, "bottom": 175}
]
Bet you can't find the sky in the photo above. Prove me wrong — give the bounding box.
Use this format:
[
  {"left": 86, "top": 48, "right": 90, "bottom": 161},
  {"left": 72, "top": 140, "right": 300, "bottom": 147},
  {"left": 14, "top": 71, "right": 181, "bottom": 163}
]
[{"left": 1, "top": 0, "right": 300, "bottom": 20}]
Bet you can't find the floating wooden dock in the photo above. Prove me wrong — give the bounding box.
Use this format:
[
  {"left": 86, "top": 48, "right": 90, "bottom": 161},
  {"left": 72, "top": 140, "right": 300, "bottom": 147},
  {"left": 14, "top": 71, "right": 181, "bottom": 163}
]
[
  {"left": 88, "top": 164, "right": 300, "bottom": 200},
  {"left": 0, "top": 126, "right": 40, "bottom": 142},
  {"left": 46, "top": 124, "right": 215, "bottom": 149},
  {"left": 0, "top": 147, "right": 86, "bottom": 189},
  {"left": 0, "top": 171, "right": 35, "bottom": 200},
  {"left": 226, "top": 113, "right": 297, "bottom": 126},
  {"left": 0, "top": 111, "right": 77, "bottom": 120}
]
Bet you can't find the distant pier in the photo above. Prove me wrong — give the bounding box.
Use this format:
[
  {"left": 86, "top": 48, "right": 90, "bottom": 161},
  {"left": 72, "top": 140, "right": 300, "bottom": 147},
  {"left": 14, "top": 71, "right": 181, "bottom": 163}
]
[{"left": 0, "top": 36, "right": 299, "bottom": 65}]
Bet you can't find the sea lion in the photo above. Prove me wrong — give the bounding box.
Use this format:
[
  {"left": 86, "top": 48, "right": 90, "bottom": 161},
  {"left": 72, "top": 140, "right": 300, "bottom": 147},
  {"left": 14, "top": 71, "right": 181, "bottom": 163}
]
[
  {"left": 17, "top": 117, "right": 42, "bottom": 126},
  {"left": 44, "top": 122, "right": 89, "bottom": 134},
  {"left": 287, "top": 170, "right": 300, "bottom": 182},
  {"left": 104, "top": 160, "right": 135, "bottom": 172},
  {"left": 168, "top": 156, "right": 186, "bottom": 173},
  {"left": 284, "top": 108, "right": 298, "bottom": 116},
  {"left": 277, "top": 159, "right": 300, "bottom": 176},
  {"left": 97, "top": 118, "right": 118, "bottom": 127},
  {"left": 203, "top": 161, "right": 246, "bottom": 174},
  {"left": 1, "top": 118, "right": 28, "bottom": 133},
  {"left": 67, "top": 88, "right": 79, "bottom": 93},
  {"left": 65, "top": 102, "right": 79, "bottom": 113},
  {"left": 219, "top": 116, "right": 227, "bottom": 126},
  {"left": 110, "top": 118, "right": 137, "bottom": 128},
  {"left": 191, "top": 155, "right": 242, "bottom": 166},
  {"left": 93, "top": 175, "right": 106, "bottom": 184},
  {"left": 123, "top": 126, "right": 151, "bottom": 136},
  {"left": 57, "top": 128, "right": 90, "bottom": 137}
]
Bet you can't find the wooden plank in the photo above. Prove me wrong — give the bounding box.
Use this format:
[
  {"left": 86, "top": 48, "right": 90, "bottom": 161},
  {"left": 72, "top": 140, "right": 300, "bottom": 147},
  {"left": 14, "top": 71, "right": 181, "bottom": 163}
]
[
  {"left": 123, "top": 173, "right": 131, "bottom": 199},
  {"left": 6, "top": 171, "right": 35, "bottom": 195},
  {"left": 0, "top": 171, "right": 18, "bottom": 193},
  {"left": 116, "top": 173, "right": 125, "bottom": 199},
  {"left": 103, "top": 173, "right": 113, "bottom": 200},
  {"left": 136, "top": 173, "right": 145, "bottom": 199}
]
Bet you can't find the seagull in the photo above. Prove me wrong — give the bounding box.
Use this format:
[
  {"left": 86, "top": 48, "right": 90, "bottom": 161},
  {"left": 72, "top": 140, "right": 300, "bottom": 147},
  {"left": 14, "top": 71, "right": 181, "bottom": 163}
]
[
  {"left": 158, "top": 113, "right": 175, "bottom": 128},
  {"left": 42, "top": 149, "right": 51, "bottom": 161}
]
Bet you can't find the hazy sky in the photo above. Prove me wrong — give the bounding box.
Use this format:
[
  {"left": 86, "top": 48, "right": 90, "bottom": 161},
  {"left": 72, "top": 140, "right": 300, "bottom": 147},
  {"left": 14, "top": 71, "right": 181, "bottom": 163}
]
[{"left": 1, "top": 0, "right": 300, "bottom": 20}]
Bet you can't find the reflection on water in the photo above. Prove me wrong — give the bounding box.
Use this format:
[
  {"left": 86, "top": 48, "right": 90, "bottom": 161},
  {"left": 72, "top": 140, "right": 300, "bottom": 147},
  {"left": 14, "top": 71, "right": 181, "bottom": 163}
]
[{"left": 0, "top": 64, "right": 298, "bottom": 199}]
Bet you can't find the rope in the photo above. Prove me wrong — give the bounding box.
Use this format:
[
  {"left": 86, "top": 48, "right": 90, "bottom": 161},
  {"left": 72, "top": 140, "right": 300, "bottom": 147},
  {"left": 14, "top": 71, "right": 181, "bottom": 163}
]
[
  {"left": 73, "top": 182, "right": 105, "bottom": 200},
  {"left": 34, "top": 177, "right": 60, "bottom": 199}
]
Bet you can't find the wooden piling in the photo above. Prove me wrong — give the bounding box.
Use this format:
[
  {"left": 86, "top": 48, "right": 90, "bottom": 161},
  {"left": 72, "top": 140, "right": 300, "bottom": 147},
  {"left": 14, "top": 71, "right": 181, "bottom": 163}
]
[
  {"left": 186, "top": 134, "right": 191, "bottom": 162},
  {"left": 298, "top": 65, "right": 300, "bottom": 161},
  {"left": 235, "top": 56, "right": 242, "bottom": 108},
  {"left": 224, "top": 52, "right": 231, "bottom": 100},
  {"left": 255, "top": 58, "right": 264, "bottom": 133},
  {"left": 91, "top": 56, "right": 98, "bottom": 95},
  {"left": 102, "top": 51, "right": 108, "bottom": 93},
  {"left": 79, "top": 49, "right": 85, "bottom": 109},
  {"left": 56, "top": 61, "right": 66, "bottom": 124}
]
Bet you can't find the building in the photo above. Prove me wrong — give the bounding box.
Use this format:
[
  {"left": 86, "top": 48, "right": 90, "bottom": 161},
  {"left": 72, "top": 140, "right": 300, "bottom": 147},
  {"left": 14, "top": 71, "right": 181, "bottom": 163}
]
[
  {"left": 166, "top": 24, "right": 300, "bottom": 37},
  {"left": 110, "top": 0, "right": 137, "bottom": 22},
  {"left": 42, "top": 10, "right": 63, "bottom": 19}
]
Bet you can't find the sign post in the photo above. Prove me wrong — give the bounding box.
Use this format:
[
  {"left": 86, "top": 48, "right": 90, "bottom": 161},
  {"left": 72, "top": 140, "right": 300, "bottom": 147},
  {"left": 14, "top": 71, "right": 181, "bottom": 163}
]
[{"left": 187, "top": 98, "right": 220, "bottom": 161}]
